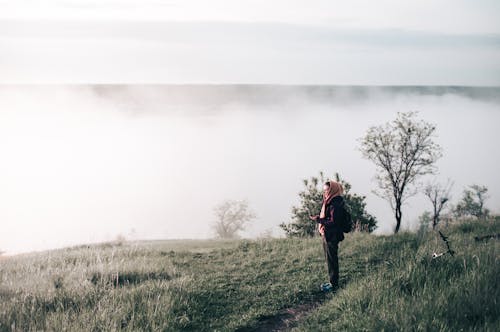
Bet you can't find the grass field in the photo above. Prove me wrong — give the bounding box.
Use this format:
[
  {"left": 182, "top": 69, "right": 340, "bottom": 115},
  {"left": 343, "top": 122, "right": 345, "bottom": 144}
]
[{"left": 0, "top": 218, "right": 499, "bottom": 331}]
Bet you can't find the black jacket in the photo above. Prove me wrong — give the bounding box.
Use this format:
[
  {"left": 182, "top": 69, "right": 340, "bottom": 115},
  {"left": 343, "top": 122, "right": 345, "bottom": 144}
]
[{"left": 317, "top": 196, "right": 345, "bottom": 242}]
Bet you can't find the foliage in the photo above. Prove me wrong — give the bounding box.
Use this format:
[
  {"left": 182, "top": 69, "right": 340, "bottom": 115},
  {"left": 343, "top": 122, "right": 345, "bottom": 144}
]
[
  {"left": 424, "top": 179, "right": 453, "bottom": 229},
  {"left": 212, "top": 199, "right": 256, "bottom": 239},
  {"left": 280, "top": 172, "right": 377, "bottom": 237},
  {"left": 359, "top": 111, "right": 442, "bottom": 233},
  {"left": 338, "top": 173, "right": 378, "bottom": 233},
  {"left": 280, "top": 172, "right": 326, "bottom": 238},
  {"left": 454, "top": 184, "right": 490, "bottom": 219}
]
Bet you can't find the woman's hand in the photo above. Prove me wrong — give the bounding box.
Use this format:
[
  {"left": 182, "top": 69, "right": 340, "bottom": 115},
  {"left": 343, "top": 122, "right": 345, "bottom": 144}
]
[
  {"left": 318, "top": 224, "right": 325, "bottom": 236},
  {"left": 309, "top": 215, "right": 319, "bottom": 221}
]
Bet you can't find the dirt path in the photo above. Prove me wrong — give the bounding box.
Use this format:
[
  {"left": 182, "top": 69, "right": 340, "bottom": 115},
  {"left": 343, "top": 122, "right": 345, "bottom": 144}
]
[{"left": 235, "top": 292, "right": 330, "bottom": 332}]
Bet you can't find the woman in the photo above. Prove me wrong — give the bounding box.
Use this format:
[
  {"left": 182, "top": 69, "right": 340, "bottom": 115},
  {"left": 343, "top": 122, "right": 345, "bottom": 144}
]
[{"left": 310, "top": 180, "right": 345, "bottom": 290}]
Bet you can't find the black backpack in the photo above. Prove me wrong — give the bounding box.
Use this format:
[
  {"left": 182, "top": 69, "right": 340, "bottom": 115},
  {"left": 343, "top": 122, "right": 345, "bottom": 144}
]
[{"left": 334, "top": 198, "right": 353, "bottom": 233}]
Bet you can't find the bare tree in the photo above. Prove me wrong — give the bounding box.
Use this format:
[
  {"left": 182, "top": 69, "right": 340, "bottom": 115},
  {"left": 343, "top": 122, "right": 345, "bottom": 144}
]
[
  {"left": 424, "top": 180, "right": 453, "bottom": 229},
  {"left": 359, "top": 112, "right": 442, "bottom": 233},
  {"left": 212, "top": 200, "right": 256, "bottom": 239}
]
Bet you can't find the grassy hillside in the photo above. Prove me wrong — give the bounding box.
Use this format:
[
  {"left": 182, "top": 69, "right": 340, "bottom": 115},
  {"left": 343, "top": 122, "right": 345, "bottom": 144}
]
[
  {"left": 294, "top": 219, "right": 500, "bottom": 331},
  {"left": 0, "top": 218, "right": 498, "bottom": 331}
]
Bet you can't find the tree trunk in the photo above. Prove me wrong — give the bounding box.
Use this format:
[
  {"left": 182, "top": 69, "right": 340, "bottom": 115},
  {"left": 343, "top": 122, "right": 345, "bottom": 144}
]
[{"left": 394, "top": 201, "right": 402, "bottom": 233}]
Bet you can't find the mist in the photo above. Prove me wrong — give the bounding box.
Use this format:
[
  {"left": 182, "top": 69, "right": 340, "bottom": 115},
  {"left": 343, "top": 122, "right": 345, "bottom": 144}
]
[{"left": 1, "top": 85, "right": 499, "bottom": 254}]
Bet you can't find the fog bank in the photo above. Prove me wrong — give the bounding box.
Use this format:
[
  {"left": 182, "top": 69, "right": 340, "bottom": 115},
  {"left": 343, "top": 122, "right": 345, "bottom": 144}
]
[{"left": 1, "top": 85, "right": 499, "bottom": 254}]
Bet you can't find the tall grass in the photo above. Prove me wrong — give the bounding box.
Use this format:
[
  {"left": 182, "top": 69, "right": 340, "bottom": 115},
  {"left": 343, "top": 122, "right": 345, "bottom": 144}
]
[
  {"left": 0, "top": 219, "right": 498, "bottom": 331},
  {"left": 294, "top": 219, "right": 500, "bottom": 331}
]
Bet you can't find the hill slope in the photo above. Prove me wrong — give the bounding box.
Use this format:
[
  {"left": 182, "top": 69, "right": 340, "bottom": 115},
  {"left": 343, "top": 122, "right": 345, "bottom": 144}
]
[{"left": 0, "top": 219, "right": 498, "bottom": 331}]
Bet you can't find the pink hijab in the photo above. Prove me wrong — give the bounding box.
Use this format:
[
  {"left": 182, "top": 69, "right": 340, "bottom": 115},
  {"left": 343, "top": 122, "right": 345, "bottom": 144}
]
[{"left": 320, "top": 180, "right": 344, "bottom": 219}]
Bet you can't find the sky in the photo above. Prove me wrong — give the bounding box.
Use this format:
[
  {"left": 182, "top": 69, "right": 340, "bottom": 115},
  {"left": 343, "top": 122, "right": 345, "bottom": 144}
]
[{"left": 1, "top": 0, "right": 500, "bottom": 84}]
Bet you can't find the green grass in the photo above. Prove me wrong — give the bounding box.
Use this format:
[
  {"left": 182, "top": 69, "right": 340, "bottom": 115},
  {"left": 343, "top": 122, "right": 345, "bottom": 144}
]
[
  {"left": 1, "top": 218, "right": 499, "bottom": 331},
  {"left": 293, "top": 218, "right": 500, "bottom": 332}
]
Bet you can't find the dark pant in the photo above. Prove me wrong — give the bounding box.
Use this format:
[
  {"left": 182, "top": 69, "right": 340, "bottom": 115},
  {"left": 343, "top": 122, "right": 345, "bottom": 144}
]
[{"left": 322, "top": 236, "right": 339, "bottom": 286}]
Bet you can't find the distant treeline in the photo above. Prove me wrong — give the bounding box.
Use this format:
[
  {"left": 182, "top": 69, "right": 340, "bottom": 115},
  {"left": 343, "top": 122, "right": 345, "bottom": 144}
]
[{"left": 89, "top": 85, "right": 500, "bottom": 108}]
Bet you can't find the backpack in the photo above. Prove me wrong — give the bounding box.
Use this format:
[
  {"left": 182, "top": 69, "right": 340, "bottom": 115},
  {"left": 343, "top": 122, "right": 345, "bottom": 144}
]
[
  {"left": 335, "top": 199, "right": 353, "bottom": 233},
  {"left": 341, "top": 203, "right": 353, "bottom": 233}
]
